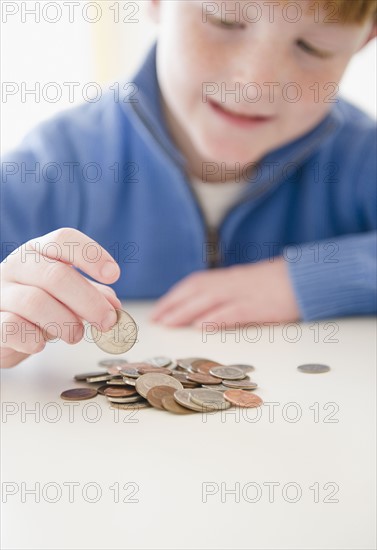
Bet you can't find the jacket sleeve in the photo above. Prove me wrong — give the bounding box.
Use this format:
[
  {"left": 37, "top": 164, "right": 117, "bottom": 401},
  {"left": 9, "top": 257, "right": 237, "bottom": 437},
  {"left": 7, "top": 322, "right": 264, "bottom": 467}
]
[
  {"left": 284, "top": 129, "right": 376, "bottom": 320},
  {"left": 1, "top": 119, "right": 82, "bottom": 262},
  {"left": 284, "top": 231, "right": 377, "bottom": 319}
]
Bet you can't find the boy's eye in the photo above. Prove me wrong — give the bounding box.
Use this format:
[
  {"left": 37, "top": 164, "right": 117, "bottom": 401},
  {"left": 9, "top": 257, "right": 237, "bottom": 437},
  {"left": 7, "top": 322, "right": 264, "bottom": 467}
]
[
  {"left": 296, "top": 39, "right": 332, "bottom": 59},
  {"left": 209, "top": 16, "right": 245, "bottom": 30}
]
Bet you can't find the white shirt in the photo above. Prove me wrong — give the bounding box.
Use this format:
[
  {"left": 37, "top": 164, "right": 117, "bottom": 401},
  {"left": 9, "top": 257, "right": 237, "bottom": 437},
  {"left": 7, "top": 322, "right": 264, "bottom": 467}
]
[{"left": 189, "top": 176, "right": 247, "bottom": 229}]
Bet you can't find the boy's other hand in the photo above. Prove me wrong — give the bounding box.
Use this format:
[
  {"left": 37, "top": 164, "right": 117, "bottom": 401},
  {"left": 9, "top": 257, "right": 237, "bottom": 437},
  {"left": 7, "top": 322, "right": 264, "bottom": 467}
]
[
  {"left": 1, "top": 228, "right": 121, "bottom": 368},
  {"left": 150, "top": 258, "right": 300, "bottom": 328}
]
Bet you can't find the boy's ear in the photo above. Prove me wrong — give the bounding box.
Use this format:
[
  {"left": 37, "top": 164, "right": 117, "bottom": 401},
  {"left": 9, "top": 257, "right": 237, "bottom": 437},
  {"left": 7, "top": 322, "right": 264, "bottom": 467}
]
[
  {"left": 357, "top": 23, "right": 377, "bottom": 52},
  {"left": 148, "top": 0, "right": 161, "bottom": 23}
]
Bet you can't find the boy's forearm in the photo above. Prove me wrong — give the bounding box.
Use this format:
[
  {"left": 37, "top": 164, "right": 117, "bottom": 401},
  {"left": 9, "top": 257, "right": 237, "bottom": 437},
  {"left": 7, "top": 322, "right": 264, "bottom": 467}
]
[{"left": 285, "top": 232, "right": 377, "bottom": 320}]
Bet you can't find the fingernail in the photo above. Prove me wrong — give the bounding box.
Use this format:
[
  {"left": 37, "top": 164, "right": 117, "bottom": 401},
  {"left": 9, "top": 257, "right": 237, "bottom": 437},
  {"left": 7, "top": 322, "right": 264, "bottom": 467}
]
[
  {"left": 101, "top": 309, "right": 118, "bottom": 332},
  {"left": 101, "top": 261, "right": 119, "bottom": 279}
]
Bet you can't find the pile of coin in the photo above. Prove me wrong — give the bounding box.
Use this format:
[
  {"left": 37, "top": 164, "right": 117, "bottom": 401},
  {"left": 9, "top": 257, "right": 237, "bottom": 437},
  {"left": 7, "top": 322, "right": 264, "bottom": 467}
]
[{"left": 60, "top": 357, "right": 263, "bottom": 414}]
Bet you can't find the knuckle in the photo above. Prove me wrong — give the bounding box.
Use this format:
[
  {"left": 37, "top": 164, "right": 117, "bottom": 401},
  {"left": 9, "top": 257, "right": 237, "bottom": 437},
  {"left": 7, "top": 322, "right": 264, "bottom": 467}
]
[
  {"left": 52, "top": 227, "right": 76, "bottom": 243},
  {"left": 43, "top": 261, "right": 67, "bottom": 287},
  {"left": 22, "top": 286, "right": 47, "bottom": 314}
]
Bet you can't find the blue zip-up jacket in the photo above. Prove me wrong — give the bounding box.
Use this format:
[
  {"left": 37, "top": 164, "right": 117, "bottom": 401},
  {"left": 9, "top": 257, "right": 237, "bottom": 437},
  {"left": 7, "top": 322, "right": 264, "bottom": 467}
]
[{"left": 1, "top": 44, "right": 376, "bottom": 320}]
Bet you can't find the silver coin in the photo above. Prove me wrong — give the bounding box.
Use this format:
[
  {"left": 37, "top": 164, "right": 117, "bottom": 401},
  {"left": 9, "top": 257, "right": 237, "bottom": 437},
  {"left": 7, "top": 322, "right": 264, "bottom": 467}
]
[
  {"left": 86, "top": 374, "right": 114, "bottom": 383},
  {"left": 209, "top": 366, "right": 246, "bottom": 380},
  {"left": 98, "top": 359, "right": 128, "bottom": 368},
  {"left": 107, "top": 395, "right": 143, "bottom": 403},
  {"left": 106, "top": 378, "right": 128, "bottom": 386},
  {"left": 143, "top": 356, "right": 172, "bottom": 368},
  {"left": 228, "top": 364, "right": 255, "bottom": 373},
  {"left": 122, "top": 377, "right": 137, "bottom": 386},
  {"left": 91, "top": 309, "right": 138, "bottom": 355},
  {"left": 189, "top": 389, "right": 231, "bottom": 411},
  {"left": 176, "top": 357, "right": 204, "bottom": 371},
  {"left": 201, "top": 384, "right": 228, "bottom": 392},
  {"left": 222, "top": 379, "right": 258, "bottom": 390},
  {"left": 297, "top": 363, "right": 330, "bottom": 374},
  {"left": 74, "top": 371, "right": 107, "bottom": 381},
  {"left": 110, "top": 401, "right": 150, "bottom": 410},
  {"left": 119, "top": 367, "right": 140, "bottom": 378},
  {"left": 173, "top": 389, "right": 205, "bottom": 412},
  {"left": 174, "top": 389, "right": 225, "bottom": 412},
  {"left": 135, "top": 373, "right": 183, "bottom": 398}
]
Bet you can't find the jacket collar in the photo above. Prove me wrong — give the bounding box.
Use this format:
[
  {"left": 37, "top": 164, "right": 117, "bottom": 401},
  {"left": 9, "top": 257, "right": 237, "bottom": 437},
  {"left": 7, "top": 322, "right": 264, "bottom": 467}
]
[{"left": 124, "top": 43, "right": 345, "bottom": 183}]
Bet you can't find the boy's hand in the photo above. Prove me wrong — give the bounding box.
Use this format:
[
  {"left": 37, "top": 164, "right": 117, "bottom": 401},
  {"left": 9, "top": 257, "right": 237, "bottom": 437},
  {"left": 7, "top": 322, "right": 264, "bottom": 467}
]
[
  {"left": 150, "top": 257, "right": 300, "bottom": 328},
  {"left": 1, "top": 228, "right": 121, "bottom": 369}
]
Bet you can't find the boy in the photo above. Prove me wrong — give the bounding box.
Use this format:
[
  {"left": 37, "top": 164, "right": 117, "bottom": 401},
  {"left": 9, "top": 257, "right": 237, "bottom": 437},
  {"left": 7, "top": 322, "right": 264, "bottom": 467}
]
[{"left": 1, "top": 0, "right": 376, "bottom": 369}]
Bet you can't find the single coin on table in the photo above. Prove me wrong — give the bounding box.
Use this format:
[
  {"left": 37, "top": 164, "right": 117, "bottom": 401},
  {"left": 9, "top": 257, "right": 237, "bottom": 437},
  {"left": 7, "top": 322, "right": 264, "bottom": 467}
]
[
  {"left": 162, "top": 394, "right": 195, "bottom": 414},
  {"left": 135, "top": 373, "right": 183, "bottom": 399},
  {"left": 297, "top": 363, "right": 330, "bottom": 374},
  {"left": 223, "top": 389, "right": 263, "bottom": 408},
  {"left": 61, "top": 388, "right": 98, "bottom": 401},
  {"left": 91, "top": 309, "right": 138, "bottom": 354},
  {"left": 189, "top": 389, "right": 231, "bottom": 411},
  {"left": 209, "top": 366, "right": 246, "bottom": 380},
  {"left": 146, "top": 385, "right": 177, "bottom": 410}
]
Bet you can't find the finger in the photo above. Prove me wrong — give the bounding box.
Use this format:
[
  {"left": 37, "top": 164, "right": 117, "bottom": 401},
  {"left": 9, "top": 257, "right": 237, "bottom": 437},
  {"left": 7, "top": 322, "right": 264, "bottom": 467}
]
[
  {"left": 1, "top": 347, "right": 31, "bottom": 369},
  {"left": 192, "top": 303, "right": 246, "bottom": 329},
  {"left": 1, "top": 311, "right": 47, "bottom": 356},
  {"left": 23, "top": 228, "right": 120, "bottom": 284},
  {"left": 1, "top": 284, "right": 84, "bottom": 345},
  {"left": 156, "top": 292, "right": 226, "bottom": 327},
  {"left": 9, "top": 257, "right": 118, "bottom": 331},
  {"left": 88, "top": 281, "right": 122, "bottom": 309},
  {"left": 150, "top": 272, "right": 205, "bottom": 320}
]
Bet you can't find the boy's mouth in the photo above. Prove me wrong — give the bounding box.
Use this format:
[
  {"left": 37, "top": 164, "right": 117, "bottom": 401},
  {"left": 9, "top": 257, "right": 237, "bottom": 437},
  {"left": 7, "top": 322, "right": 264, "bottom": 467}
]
[{"left": 208, "top": 99, "right": 275, "bottom": 128}]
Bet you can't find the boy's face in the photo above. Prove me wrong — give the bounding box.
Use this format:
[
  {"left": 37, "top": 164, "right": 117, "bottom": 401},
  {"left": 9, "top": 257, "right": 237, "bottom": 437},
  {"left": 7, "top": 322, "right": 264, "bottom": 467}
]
[{"left": 150, "top": 1, "right": 375, "bottom": 175}]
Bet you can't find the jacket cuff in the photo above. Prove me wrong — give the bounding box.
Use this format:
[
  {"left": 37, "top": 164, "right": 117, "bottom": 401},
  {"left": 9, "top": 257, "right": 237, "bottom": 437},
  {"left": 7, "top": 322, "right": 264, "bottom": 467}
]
[{"left": 284, "top": 234, "right": 377, "bottom": 320}]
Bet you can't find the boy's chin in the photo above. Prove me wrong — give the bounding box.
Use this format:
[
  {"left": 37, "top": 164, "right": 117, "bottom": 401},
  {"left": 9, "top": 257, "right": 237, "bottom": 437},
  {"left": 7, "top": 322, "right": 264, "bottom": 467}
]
[{"left": 196, "top": 138, "right": 264, "bottom": 168}]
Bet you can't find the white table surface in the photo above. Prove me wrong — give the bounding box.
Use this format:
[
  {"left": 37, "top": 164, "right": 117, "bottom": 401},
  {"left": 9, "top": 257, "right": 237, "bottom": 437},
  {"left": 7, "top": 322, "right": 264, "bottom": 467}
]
[{"left": 1, "top": 301, "right": 376, "bottom": 550}]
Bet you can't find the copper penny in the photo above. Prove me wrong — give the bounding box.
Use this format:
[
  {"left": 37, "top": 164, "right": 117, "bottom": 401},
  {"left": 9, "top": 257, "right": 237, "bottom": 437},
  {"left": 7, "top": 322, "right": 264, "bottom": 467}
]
[
  {"left": 103, "top": 387, "right": 137, "bottom": 398},
  {"left": 61, "top": 388, "right": 98, "bottom": 401},
  {"left": 223, "top": 389, "right": 263, "bottom": 408},
  {"left": 161, "top": 394, "right": 195, "bottom": 414},
  {"left": 137, "top": 366, "right": 172, "bottom": 376},
  {"left": 97, "top": 384, "right": 118, "bottom": 395},
  {"left": 194, "top": 360, "right": 223, "bottom": 374},
  {"left": 186, "top": 372, "right": 220, "bottom": 385},
  {"left": 146, "top": 385, "right": 177, "bottom": 410}
]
